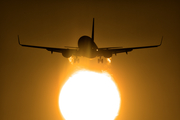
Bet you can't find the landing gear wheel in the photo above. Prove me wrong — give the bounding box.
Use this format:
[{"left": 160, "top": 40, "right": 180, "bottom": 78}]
[
  {"left": 98, "top": 58, "right": 103, "bottom": 63},
  {"left": 77, "top": 59, "right": 79, "bottom": 63},
  {"left": 74, "top": 57, "right": 79, "bottom": 63},
  {"left": 101, "top": 59, "right": 103, "bottom": 63}
]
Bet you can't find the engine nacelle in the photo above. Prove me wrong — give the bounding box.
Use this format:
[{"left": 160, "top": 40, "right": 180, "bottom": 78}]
[
  {"left": 62, "top": 50, "right": 72, "bottom": 58},
  {"left": 103, "top": 52, "right": 112, "bottom": 58}
]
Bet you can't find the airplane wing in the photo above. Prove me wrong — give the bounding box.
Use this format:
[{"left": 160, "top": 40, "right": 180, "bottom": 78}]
[
  {"left": 18, "top": 35, "right": 77, "bottom": 54},
  {"left": 99, "top": 37, "right": 163, "bottom": 55}
]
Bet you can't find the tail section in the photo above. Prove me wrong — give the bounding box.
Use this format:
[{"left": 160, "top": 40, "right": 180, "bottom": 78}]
[{"left": 91, "top": 18, "right": 94, "bottom": 41}]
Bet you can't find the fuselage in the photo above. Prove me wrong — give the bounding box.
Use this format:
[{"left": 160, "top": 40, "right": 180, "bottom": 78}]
[{"left": 77, "top": 35, "right": 98, "bottom": 58}]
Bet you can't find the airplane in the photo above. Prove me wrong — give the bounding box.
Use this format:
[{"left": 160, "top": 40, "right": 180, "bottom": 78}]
[{"left": 18, "top": 18, "right": 162, "bottom": 63}]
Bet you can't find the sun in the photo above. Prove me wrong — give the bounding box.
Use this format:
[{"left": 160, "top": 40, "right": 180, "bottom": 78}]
[{"left": 59, "top": 70, "right": 121, "bottom": 120}]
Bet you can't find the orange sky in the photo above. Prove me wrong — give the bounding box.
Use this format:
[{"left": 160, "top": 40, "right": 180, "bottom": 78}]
[{"left": 1, "top": 0, "right": 180, "bottom": 120}]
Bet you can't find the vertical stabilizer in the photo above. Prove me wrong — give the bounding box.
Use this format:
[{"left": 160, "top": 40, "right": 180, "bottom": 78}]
[{"left": 92, "top": 18, "right": 94, "bottom": 41}]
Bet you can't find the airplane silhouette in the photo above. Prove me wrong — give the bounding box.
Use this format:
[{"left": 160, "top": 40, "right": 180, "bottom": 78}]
[{"left": 18, "top": 18, "right": 162, "bottom": 63}]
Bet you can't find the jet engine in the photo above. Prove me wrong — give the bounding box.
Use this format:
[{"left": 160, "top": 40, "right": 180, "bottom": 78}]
[
  {"left": 62, "top": 50, "right": 72, "bottom": 58},
  {"left": 103, "top": 52, "right": 112, "bottom": 58}
]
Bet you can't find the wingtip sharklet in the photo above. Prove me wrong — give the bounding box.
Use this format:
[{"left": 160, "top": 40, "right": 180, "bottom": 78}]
[
  {"left": 18, "top": 35, "right": 22, "bottom": 45},
  {"left": 159, "top": 36, "right": 163, "bottom": 46}
]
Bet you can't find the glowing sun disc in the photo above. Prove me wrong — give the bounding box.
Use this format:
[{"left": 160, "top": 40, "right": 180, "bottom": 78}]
[{"left": 59, "top": 70, "right": 121, "bottom": 120}]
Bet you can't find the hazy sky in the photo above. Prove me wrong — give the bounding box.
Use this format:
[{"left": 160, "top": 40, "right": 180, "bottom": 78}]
[{"left": 1, "top": 0, "right": 180, "bottom": 120}]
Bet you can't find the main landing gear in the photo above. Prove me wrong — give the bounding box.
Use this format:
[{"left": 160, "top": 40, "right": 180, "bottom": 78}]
[
  {"left": 74, "top": 57, "right": 79, "bottom": 63},
  {"left": 98, "top": 57, "right": 103, "bottom": 63}
]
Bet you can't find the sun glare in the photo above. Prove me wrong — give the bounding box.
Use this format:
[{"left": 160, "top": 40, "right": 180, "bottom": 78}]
[
  {"left": 59, "top": 70, "right": 121, "bottom": 120},
  {"left": 68, "top": 56, "right": 74, "bottom": 64},
  {"left": 107, "top": 58, "right": 112, "bottom": 63}
]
